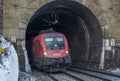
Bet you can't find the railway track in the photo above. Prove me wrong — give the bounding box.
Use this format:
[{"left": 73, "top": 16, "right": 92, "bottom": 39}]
[
  {"left": 67, "top": 67, "right": 120, "bottom": 81},
  {"left": 47, "top": 71, "right": 84, "bottom": 81},
  {"left": 47, "top": 74, "right": 58, "bottom": 81},
  {"left": 72, "top": 66, "right": 120, "bottom": 78},
  {"left": 30, "top": 67, "right": 120, "bottom": 81},
  {"left": 62, "top": 71, "right": 85, "bottom": 81},
  {"left": 32, "top": 69, "right": 84, "bottom": 81}
]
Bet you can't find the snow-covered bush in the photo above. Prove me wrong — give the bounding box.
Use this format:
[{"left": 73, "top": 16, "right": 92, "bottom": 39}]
[{"left": 0, "top": 35, "right": 19, "bottom": 81}]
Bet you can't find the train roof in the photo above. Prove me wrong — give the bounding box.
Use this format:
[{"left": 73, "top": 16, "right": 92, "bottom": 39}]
[
  {"left": 32, "top": 32, "right": 66, "bottom": 42},
  {"left": 39, "top": 32, "right": 64, "bottom": 37}
]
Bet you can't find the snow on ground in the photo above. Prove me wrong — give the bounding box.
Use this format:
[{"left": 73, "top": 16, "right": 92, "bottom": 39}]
[
  {"left": 0, "top": 35, "right": 19, "bottom": 81},
  {"left": 19, "top": 72, "right": 42, "bottom": 81},
  {"left": 110, "top": 68, "right": 120, "bottom": 75},
  {"left": 0, "top": 57, "right": 10, "bottom": 81}
]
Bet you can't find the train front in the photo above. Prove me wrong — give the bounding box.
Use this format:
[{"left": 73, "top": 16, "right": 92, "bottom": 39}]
[{"left": 42, "top": 33, "right": 71, "bottom": 70}]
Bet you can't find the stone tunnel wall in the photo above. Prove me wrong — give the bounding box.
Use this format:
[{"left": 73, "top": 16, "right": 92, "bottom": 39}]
[
  {"left": 0, "top": 0, "right": 3, "bottom": 34},
  {"left": 3, "top": 0, "right": 120, "bottom": 41},
  {"left": 2, "top": 0, "right": 120, "bottom": 69}
]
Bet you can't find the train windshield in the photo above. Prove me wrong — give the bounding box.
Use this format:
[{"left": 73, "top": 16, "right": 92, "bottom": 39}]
[{"left": 45, "top": 37, "right": 65, "bottom": 50}]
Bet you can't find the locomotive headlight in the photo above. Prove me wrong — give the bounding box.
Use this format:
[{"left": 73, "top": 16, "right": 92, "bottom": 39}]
[
  {"left": 43, "top": 52, "right": 48, "bottom": 57},
  {"left": 66, "top": 50, "right": 69, "bottom": 55}
]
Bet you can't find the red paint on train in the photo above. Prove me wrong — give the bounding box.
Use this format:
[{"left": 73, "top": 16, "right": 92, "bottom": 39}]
[{"left": 30, "top": 32, "right": 71, "bottom": 71}]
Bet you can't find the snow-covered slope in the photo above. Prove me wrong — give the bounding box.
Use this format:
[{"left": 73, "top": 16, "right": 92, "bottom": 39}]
[{"left": 0, "top": 35, "right": 19, "bottom": 81}]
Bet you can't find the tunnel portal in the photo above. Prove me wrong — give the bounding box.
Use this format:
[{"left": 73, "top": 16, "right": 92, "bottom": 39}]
[{"left": 26, "top": 0, "right": 103, "bottom": 69}]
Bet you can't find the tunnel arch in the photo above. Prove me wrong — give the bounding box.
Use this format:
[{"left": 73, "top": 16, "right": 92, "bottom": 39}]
[{"left": 26, "top": 0, "right": 103, "bottom": 68}]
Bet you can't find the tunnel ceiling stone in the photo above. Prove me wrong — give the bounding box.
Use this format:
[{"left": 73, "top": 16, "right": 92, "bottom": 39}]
[
  {"left": 3, "top": 0, "right": 120, "bottom": 41},
  {"left": 2, "top": 0, "right": 120, "bottom": 41}
]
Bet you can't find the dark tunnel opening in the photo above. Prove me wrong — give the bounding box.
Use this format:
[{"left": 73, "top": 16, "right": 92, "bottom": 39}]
[{"left": 26, "top": 1, "right": 103, "bottom": 69}]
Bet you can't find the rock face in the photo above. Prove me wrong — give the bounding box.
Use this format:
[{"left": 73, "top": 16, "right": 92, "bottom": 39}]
[
  {"left": 2, "top": 0, "right": 120, "bottom": 41},
  {"left": 0, "top": 0, "right": 2, "bottom": 34}
]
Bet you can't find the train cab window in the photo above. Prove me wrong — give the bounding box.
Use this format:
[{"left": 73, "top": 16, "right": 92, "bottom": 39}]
[
  {"left": 55, "top": 37, "right": 65, "bottom": 49},
  {"left": 45, "top": 38, "right": 54, "bottom": 50},
  {"left": 36, "top": 40, "right": 41, "bottom": 49},
  {"left": 45, "top": 37, "right": 65, "bottom": 50}
]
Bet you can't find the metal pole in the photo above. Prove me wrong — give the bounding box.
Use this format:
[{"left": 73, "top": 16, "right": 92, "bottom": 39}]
[
  {"left": 22, "top": 40, "right": 31, "bottom": 73},
  {"left": 24, "top": 49, "right": 31, "bottom": 73},
  {"left": 99, "top": 39, "right": 105, "bottom": 69},
  {"left": 99, "top": 26, "right": 105, "bottom": 69}
]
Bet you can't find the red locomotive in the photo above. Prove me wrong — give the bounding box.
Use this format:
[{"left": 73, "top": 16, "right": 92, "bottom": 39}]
[{"left": 30, "top": 32, "right": 71, "bottom": 71}]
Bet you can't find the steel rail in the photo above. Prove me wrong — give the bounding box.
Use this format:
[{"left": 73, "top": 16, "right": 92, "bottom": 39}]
[
  {"left": 48, "top": 75, "right": 59, "bottom": 81},
  {"left": 68, "top": 68, "right": 111, "bottom": 81},
  {"left": 71, "top": 66, "right": 120, "bottom": 78},
  {"left": 62, "top": 71, "right": 85, "bottom": 81}
]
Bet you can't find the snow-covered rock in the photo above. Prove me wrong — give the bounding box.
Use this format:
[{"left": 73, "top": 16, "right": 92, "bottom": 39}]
[{"left": 0, "top": 35, "right": 19, "bottom": 81}]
